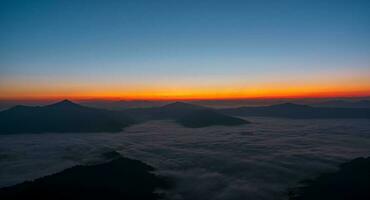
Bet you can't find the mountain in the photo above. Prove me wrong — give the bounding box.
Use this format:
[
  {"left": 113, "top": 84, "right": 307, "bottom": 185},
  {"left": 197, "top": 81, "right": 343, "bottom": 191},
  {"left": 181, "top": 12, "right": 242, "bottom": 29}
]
[
  {"left": 0, "top": 151, "right": 170, "bottom": 200},
  {"left": 311, "top": 100, "right": 370, "bottom": 108},
  {"left": 176, "top": 109, "right": 250, "bottom": 128},
  {"left": 122, "top": 102, "right": 209, "bottom": 121},
  {"left": 220, "top": 103, "right": 370, "bottom": 119},
  {"left": 289, "top": 157, "right": 370, "bottom": 200},
  {"left": 267, "top": 103, "right": 311, "bottom": 109},
  {"left": 79, "top": 100, "right": 171, "bottom": 110},
  {"left": 0, "top": 100, "right": 135, "bottom": 134},
  {"left": 160, "top": 101, "right": 203, "bottom": 110},
  {"left": 122, "top": 102, "right": 249, "bottom": 127},
  {"left": 0, "top": 100, "right": 248, "bottom": 132},
  {"left": 154, "top": 102, "right": 208, "bottom": 118}
]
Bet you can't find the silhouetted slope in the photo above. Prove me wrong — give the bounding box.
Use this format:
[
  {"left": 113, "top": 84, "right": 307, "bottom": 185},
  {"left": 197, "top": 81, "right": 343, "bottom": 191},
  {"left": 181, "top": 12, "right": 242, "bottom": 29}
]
[
  {"left": 161, "top": 101, "right": 204, "bottom": 110},
  {"left": 220, "top": 103, "right": 370, "bottom": 119},
  {"left": 154, "top": 102, "right": 208, "bottom": 118},
  {"left": 79, "top": 100, "right": 170, "bottom": 110},
  {"left": 0, "top": 100, "right": 135, "bottom": 134},
  {"left": 0, "top": 151, "right": 170, "bottom": 200},
  {"left": 289, "top": 157, "right": 370, "bottom": 200},
  {"left": 122, "top": 101, "right": 209, "bottom": 121},
  {"left": 177, "top": 109, "right": 249, "bottom": 128},
  {"left": 123, "top": 102, "right": 249, "bottom": 127},
  {"left": 311, "top": 100, "right": 370, "bottom": 108}
]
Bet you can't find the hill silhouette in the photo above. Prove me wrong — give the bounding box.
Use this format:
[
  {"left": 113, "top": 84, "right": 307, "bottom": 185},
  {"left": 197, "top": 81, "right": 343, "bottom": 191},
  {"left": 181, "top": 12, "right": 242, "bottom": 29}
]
[
  {"left": 0, "top": 100, "right": 135, "bottom": 134},
  {"left": 153, "top": 102, "right": 208, "bottom": 119},
  {"left": 177, "top": 109, "right": 250, "bottom": 128},
  {"left": 220, "top": 103, "right": 370, "bottom": 119},
  {"left": 2, "top": 100, "right": 367, "bottom": 133},
  {"left": 122, "top": 101, "right": 209, "bottom": 121},
  {"left": 123, "top": 102, "right": 249, "bottom": 127},
  {"left": 311, "top": 100, "right": 370, "bottom": 108},
  {"left": 0, "top": 151, "right": 170, "bottom": 200},
  {"left": 289, "top": 157, "right": 370, "bottom": 200}
]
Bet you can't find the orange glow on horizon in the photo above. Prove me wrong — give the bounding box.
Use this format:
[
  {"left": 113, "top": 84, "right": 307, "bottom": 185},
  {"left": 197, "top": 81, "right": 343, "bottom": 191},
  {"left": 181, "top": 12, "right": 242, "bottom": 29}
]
[
  {"left": 1, "top": 89, "right": 369, "bottom": 101},
  {"left": 2, "top": 67, "right": 369, "bottom": 101},
  {"left": 2, "top": 71, "right": 370, "bottom": 101}
]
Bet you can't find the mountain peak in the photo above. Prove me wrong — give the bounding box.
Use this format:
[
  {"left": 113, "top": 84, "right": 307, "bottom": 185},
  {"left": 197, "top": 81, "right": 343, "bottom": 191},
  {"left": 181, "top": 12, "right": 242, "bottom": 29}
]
[
  {"left": 47, "top": 99, "right": 82, "bottom": 108},
  {"left": 60, "top": 99, "right": 74, "bottom": 104},
  {"left": 269, "top": 103, "right": 310, "bottom": 109},
  {"left": 161, "top": 102, "right": 204, "bottom": 110}
]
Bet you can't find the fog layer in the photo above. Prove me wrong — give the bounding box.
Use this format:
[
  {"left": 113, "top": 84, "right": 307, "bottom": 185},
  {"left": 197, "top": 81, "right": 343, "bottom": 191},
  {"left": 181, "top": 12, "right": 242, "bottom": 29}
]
[{"left": 1, "top": 117, "right": 370, "bottom": 200}]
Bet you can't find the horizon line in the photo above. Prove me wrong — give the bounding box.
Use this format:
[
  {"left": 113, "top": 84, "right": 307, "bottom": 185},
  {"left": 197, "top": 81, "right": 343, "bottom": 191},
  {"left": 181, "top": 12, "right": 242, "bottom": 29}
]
[{"left": 1, "top": 94, "right": 370, "bottom": 102}]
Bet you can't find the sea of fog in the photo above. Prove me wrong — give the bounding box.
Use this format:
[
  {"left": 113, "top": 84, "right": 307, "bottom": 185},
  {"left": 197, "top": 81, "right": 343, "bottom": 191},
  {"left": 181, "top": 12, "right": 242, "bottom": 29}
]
[{"left": 1, "top": 117, "right": 370, "bottom": 200}]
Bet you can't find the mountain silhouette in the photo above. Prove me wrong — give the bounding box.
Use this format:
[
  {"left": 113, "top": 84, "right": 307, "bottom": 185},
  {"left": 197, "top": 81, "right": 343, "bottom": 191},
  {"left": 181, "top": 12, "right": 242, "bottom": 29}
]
[
  {"left": 267, "top": 103, "right": 311, "bottom": 109},
  {"left": 122, "top": 101, "right": 209, "bottom": 121},
  {"left": 153, "top": 102, "right": 208, "bottom": 119},
  {"left": 3, "top": 100, "right": 367, "bottom": 133},
  {"left": 177, "top": 109, "right": 250, "bottom": 128},
  {"left": 289, "top": 157, "right": 370, "bottom": 200},
  {"left": 0, "top": 151, "right": 170, "bottom": 200},
  {"left": 123, "top": 102, "right": 249, "bottom": 127},
  {"left": 311, "top": 100, "right": 370, "bottom": 108},
  {"left": 160, "top": 101, "right": 205, "bottom": 110},
  {"left": 220, "top": 103, "right": 370, "bottom": 119},
  {"left": 0, "top": 100, "right": 135, "bottom": 134},
  {"left": 46, "top": 99, "right": 82, "bottom": 108}
]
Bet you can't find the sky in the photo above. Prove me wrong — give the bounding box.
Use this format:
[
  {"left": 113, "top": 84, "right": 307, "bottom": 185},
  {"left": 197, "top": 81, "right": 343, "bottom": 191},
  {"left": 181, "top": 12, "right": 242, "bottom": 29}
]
[{"left": 0, "top": 0, "right": 370, "bottom": 100}]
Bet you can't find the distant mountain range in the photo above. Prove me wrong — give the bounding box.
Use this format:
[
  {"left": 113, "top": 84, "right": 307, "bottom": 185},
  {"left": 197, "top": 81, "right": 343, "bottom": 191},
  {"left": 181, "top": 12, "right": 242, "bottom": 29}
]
[
  {"left": 79, "top": 100, "right": 170, "bottom": 110},
  {"left": 220, "top": 103, "right": 370, "bottom": 119},
  {"left": 2, "top": 99, "right": 370, "bottom": 111},
  {"left": 122, "top": 102, "right": 250, "bottom": 127},
  {"left": 176, "top": 109, "right": 249, "bottom": 128},
  {"left": 78, "top": 99, "right": 370, "bottom": 109},
  {"left": 0, "top": 100, "right": 249, "bottom": 134},
  {"left": 310, "top": 100, "right": 370, "bottom": 108},
  {"left": 1, "top": 100, "right": 369, "bottom": 134},
  {"left": 122, "top": 102, "right": 208, "bottom": 121},
  {"left": 0, "top": 100, "right": 135, "bottom": 134}
]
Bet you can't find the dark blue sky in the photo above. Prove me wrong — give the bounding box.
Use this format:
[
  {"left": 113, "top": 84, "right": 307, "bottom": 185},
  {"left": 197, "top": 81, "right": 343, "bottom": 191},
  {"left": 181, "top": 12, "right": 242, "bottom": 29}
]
[{"left": 1, "top": 0, "right": 369, "bottom": 99}]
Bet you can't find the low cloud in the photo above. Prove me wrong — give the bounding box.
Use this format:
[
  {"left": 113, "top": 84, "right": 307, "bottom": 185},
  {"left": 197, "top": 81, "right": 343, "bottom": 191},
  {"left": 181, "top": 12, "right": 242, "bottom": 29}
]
[{"left": 1, "top": 118, "right": 370, "bottom": 199}]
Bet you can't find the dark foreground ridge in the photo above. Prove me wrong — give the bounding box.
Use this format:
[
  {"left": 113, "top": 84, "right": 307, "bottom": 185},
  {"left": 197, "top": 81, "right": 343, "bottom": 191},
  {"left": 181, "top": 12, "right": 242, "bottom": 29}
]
[
  {"left": 177, "top": 109, "right": 250, "bottom": 128},
  {"left": 0, "top": 151, "right": 170, "bottom": 200},
  {"left": 0, "top": 100, "right": 135, "bottom": 134},
  {"left": 289, "top": 157, "right": 370, "bottom": 200}
]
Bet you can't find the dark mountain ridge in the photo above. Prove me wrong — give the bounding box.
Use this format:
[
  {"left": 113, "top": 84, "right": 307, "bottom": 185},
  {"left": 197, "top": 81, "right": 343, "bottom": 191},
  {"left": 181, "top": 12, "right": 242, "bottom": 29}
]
[
  {"left": 0, "top": 100, "right": 135, "bottom": 134},
  {"left": 176, "top": 109, "right": 250, "bottom": 128},
  {"left": 220, "top": 103, "right": 370, "bottom": 119},
  {"left": 122, "top": 101, "right": 209, "bottom": 121},
  {"left": 310, "top": 100, "right": 370, "bottom": 108},
  {"left": 2, "top": 100, "right": 368, "bottom": 134},
  {"left": 0, "top": 151, "right": 170, "bottom": 200},
  {"left": 122, "top": 102, "right": 250, "bottom": 127},
  {"left": 289, "top": 157, "right": 370, "bottom": 200},
  {"left": 0, "top": 100, "right": 248, "bottom": 133}
]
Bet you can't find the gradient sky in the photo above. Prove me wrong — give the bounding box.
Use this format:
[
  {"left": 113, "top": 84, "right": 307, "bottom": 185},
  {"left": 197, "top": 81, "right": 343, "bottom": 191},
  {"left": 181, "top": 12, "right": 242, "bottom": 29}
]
[{"left": 1, "top": 0, "right": 370, "bottom": 100}]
